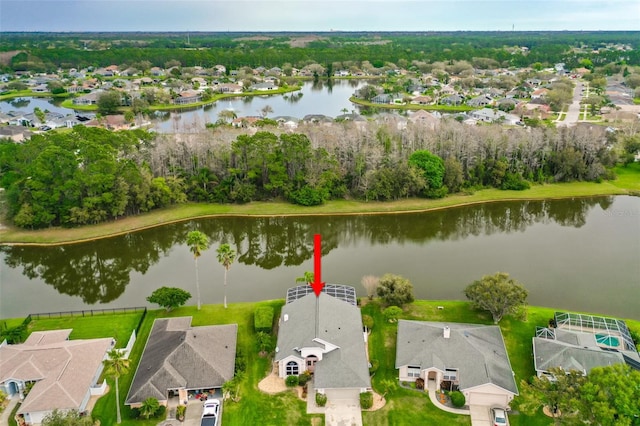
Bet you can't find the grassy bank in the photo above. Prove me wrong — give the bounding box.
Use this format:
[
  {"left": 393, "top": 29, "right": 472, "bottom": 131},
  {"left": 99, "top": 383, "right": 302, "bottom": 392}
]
[
  {"left": 2, "top": 170, "right": 638, "bottom": 245},
  {"left": 5, "top": 300, "right": 638, "bottom": 426},
  {"left": 58, "top": 85, "right": 301, "bottom": 112}
]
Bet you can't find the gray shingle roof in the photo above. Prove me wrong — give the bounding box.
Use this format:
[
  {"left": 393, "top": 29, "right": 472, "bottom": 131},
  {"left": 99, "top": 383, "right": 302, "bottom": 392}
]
[
  {"left": 275, "top": 292, "right": 370, "bottom": 390},
  {"left": 395, "top": 320, "right": 518, "bottom": 394},
  {"left": 125, "top": 318, "right": 237, "bottom": 405},
  {"left": 533, "top": 337, "right": 625, "bottom": 374}
]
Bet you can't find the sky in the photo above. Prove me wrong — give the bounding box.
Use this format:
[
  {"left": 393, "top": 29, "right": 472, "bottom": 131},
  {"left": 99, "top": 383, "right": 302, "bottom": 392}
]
[{"left": 1, "top": 0, "right": 638, "bottom": 32}]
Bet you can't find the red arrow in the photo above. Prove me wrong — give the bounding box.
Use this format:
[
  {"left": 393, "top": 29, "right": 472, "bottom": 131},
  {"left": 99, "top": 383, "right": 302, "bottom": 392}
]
[{"left": 310, "top": 233, "right": 325, "bottom": 297}]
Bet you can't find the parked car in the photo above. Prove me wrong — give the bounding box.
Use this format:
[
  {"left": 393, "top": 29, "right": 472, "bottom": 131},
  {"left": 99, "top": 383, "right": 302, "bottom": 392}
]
[
  {"left": 201, "top": 399, "right": 220, "bottom": 426},
  {"left": 492, "top": 407, "right": 508, "bottom": 426}
]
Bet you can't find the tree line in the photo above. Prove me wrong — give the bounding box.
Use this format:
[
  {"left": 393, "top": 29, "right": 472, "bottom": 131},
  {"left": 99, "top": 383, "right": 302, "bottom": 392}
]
[
  {"left": 0, "top": 119, "right": 628, "bottom": 228},
  {"left": 3, "top": 31, "right": 639, "bottom": 73}
]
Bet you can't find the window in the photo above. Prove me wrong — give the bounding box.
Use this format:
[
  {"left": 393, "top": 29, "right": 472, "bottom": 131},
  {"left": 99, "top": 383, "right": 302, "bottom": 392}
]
[
  {"left": 407, "top": 366, "right": 421, "bottom": 378},
  {"left": 444, "top": 368, "right": 458, "bottom": 380},
  {"left": 286, "top": 361, "right": 299, "bottom": 376}
]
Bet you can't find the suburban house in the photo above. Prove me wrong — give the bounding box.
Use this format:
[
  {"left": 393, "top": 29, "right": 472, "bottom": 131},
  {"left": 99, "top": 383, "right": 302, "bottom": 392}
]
[
  {"left": 73, "top": 91, "right": 101, "bottom": 105},
  {"left": 533, "top": 312, "right": 640, "bottom": 378},
  {"left": 249, "top": 82, "right": 278, "bottom": 91},
  {"left": 215, "top": 83, "right": 243, "bottom": 94},
  {"left": 470, "top": 108, "right": 522, "bottom": 125},
  {"left": 0, "top": 126, "right": 32, "bottom": 142},
  {"left": 440, "top": 94, "right": 464, "bottom": 106},
  {"left": 0, "top": 330, "right": 113, "bottom": 425},
  {"left": 126, "top": 317, "right": 237, "bottom": 408},
  {"left": 395, "top": 320, "right": 518, "bottom": 408},
  {"left": 174, "top": 90, "right": 202, "bottom": 105},
  {"left": 467, "top": 94, "right": 493, "bottom": 107},
  {"left": 275, "top": 285, "right": 371, "bottom": 403}
]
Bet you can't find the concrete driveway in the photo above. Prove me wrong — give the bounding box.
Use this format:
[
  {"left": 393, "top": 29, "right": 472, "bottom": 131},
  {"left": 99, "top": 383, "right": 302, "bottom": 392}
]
[
  {"left": 324, "top": 399, "right": 362, "bottom": 426},
  {"left": 469, "top": 405, "right": 492, "bottom": 426}
]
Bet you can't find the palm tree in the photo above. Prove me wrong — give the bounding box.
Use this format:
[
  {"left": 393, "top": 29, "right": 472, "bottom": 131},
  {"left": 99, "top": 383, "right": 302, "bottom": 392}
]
[
  {"left": 103, "top": 349, "right": 130, "bottom": 424},
  {"left": 139, "top": 397, "right": 160, "bottom": 419},
  {"left": 186, "top": 230, "right": 210, "bottom": 310},
  {"left": 216, "top": 243, "right": 236, "bottom": 308}
]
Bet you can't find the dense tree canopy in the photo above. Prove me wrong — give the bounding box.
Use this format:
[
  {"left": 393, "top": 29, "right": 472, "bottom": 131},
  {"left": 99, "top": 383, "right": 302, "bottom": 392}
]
[{"left": 0, "top": 117, "right": 625, "bottom": 229}]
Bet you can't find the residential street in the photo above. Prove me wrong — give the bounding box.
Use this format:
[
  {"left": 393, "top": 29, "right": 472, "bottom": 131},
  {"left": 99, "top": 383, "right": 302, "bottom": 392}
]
[{"left": 558, "top": 80, "right": 583, "bottom": 127}]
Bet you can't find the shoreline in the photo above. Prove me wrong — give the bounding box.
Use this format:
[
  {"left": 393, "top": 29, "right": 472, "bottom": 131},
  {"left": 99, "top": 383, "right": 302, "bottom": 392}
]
[{"left": 0, "top": 180, "right": 634, "bottom": 246}]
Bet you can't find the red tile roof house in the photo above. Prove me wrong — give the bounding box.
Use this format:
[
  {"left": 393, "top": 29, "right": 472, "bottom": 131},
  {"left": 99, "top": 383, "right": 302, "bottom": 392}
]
[{"left": 0, "top": 330, "right": 114, "bottom": 425}]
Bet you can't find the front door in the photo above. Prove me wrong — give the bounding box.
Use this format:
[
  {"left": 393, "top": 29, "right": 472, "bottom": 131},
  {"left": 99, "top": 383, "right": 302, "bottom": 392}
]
[{"left": 306, "top": 355, "right": 318, "bottom": 373}]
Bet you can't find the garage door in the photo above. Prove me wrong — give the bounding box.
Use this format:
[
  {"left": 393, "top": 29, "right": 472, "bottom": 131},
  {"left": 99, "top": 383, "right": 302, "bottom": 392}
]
[
  {"left": 324, "top": 388, "right": 359, "bottom": 402},
  {"left": 468, "top": 392, "right": 507, "bottom": 407}
]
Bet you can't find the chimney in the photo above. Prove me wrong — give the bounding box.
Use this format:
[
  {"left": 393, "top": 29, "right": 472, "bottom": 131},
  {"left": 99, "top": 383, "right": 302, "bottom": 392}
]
[{"left": 443, "top": 326, "right": 450, "bottom": 339}]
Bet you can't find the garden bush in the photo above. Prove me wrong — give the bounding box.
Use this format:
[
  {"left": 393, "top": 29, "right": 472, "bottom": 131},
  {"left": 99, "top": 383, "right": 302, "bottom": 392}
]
[
  {"left": 316, "top": 392, "right": 327, "bottom": 407},
  {"left": 298, "top": 371, "right": 312, "bottom": 386},
  {"left": 360, "top": 391, "right": 373, "bottom": 409},
  {"left": 285, "top": 375, "right": 299, "bottom": 387},
  {"left": 450, "top": 390, "right": 466, "bottom": 407},
  {"left": 415, "top": 377, "right": 425, "bottom": 390},
  {"left": 254, "top": 306, "right": 274, "bottom": 333},
  {"left": 362, "top": 314, "right": 374, "bottom": 330}
]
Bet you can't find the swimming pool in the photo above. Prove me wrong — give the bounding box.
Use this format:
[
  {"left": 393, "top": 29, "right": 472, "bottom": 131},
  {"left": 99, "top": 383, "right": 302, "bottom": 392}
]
[{"left": 595, "top": 334, "right": 620, "bottom": 347}]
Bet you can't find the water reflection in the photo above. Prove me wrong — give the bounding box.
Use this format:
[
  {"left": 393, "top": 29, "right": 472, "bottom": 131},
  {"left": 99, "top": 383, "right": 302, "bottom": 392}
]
[{"left": 1, "top": 197, "right": 615, "bottom": 306}]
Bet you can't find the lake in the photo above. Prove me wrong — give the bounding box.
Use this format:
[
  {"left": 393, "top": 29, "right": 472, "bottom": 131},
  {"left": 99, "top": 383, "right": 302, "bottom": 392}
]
[
  {"left": 1, "top": 196, "right": 639, "bottom": 320},
  {"left": 0, "top": 80, "right": 374, "bottom": 133},
  {"left": 151, "top": 79, "right": 370, "bottom": 132}
]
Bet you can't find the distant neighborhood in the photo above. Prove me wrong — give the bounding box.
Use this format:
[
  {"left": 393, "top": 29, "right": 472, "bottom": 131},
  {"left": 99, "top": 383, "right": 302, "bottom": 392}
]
[{"left": 2, "top": 55, "right": 639, "bottom": 142}]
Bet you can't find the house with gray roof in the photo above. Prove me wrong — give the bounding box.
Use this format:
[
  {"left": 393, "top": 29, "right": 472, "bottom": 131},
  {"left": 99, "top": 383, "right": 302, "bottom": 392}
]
[
  {"left": 533, "top": 331, "right": 626, "bottom": 378},
  {"left": 0, "top": 330, "right": 113, "bottom": 425},
  {"left": 275, "top": 286, "right": 371, "bottom": 402},
  {"left": 395, "top": 320, "right": 518, "bottom": 408},
  {"left": 125, "top": 317, "right": 237, "bottom": 408},
  {"left": 533, "top": 312, "right": 640, "bottom": 377}
]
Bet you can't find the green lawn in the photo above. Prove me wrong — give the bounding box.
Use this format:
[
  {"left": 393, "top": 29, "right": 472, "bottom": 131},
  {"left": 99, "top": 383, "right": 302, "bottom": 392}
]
[{"left": 27, "top": 311, "right": 145, "bottom": 348}]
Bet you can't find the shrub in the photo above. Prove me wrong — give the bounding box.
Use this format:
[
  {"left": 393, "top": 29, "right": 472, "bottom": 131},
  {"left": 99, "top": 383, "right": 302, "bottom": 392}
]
[
  {"left": 235, "top": 349, "right": 246, "bottom": 375},
  {"left": 376, "top": 274, "right": 415, "bottom": 307},
  {"left": 362, "top": 314, "right": 374, "bottom": 330},
  {"left": 175, "top": 405, "right": 186, "bottom": 419},
  {"left": 383, "top": 306, "right": 403, "bottom": 323},
  {"left": 315, "top": 392, "right": 327, "bottom": 407},
  {"left": 360, "top": 392, "right": 373, "bottom": 409},
  {"left": 285, "top": 375, "right": 299, "bottom": 387},
  {"left": 254, "top": 306, "right": 274, "bottom": 333},
  {"left": 369, "top": 359, "right": 379, "bottom": 375},
  {"left": 415, "top": 377, "right": 425, "bottom": 390},
  {"left": 298, "top": 371, "right": 312, "bottom": 387},
  {"left": 450, "top": 390, "right": 466, "bottom": 407}
]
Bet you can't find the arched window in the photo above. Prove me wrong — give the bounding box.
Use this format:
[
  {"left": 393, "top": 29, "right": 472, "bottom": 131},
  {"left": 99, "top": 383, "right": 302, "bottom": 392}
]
[{"left": 286, "top": 361, "right": 299, "bottom": 376}]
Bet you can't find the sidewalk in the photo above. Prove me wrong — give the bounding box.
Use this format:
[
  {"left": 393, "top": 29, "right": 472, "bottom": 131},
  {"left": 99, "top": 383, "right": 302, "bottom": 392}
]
[
  {"left": 1, "top": 397, "right": 19, "bottom": 426},
  {"left": 426, "top": 381, "right": 470, "bottom": 415}
]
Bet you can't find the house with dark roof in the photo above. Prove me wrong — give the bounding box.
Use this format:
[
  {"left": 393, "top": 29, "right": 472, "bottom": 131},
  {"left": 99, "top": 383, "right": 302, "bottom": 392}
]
[
  {"left": 395, "top": 320, "right": 518, "bottom": 408},
  {"left": 533, "top": 312, "right": 640, "bottom": 377},
  {"left": 0, "top": 330, "right": 113, "bottom": 425},
  {"left": 275, "top": 285, "right": 371, "bottom": 403},
  {"left": 125, "top": 317, "right": 237, "bottom": 408}
]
